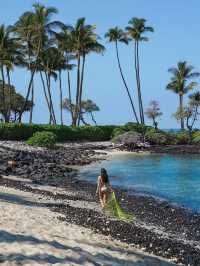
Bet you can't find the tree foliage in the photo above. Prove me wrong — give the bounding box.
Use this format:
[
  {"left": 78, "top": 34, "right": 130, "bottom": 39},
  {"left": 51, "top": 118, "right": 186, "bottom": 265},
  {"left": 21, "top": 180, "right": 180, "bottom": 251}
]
[{"left": 145, "top": 100, "right": 162, "bottom": 129}]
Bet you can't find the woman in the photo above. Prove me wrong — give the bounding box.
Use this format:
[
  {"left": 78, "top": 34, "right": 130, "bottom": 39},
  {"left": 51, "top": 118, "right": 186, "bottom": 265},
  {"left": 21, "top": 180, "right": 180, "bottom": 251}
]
[{"left": 96, "top": 168, "right": 112, "bottom": 208}]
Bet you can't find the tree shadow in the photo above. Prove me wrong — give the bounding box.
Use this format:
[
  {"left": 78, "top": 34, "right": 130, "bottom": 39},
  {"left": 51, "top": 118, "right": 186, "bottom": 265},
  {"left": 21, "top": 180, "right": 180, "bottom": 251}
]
[
  {"left": 0, "top": 230, "right": 176, "bottom": 265},
  {"left": 0, "top": 191, "right": 62, "bottom": 208},
  {"left": 76, "top": 239, "right": 176, "bottom": 266},
  {"left": 0, "top": 230, "right": 69, "bottom": 251}
]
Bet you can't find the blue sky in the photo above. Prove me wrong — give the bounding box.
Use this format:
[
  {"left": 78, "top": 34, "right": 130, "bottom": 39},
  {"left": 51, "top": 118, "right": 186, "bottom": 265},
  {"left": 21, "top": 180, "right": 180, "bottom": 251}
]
[{"left": 1, "top": 0, "right": 200, "bottom": 128}]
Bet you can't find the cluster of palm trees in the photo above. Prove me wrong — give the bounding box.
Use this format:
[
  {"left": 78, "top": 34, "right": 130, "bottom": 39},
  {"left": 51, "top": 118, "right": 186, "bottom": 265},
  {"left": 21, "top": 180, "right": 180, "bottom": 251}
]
[
  {"left": 166, "top": 61, "right": 200, "bottom": 130},
  {"left": 1, "top": 3, "right": 200, "bottom": 130},
  {"left": 0, "top": 2, "right": 155, "bottom": 126},
  {"left": 0, "top": 3, "right": 104, "bottom": 125},
  {"left": 105, "top": 18, "right": 154, "bottom": 125}
]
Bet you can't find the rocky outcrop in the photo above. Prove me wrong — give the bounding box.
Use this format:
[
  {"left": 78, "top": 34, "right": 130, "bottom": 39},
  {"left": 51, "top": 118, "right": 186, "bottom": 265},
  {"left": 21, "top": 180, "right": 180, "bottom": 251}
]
[{"left": 113, "top": 131, "right": 150, "bottom": 150}]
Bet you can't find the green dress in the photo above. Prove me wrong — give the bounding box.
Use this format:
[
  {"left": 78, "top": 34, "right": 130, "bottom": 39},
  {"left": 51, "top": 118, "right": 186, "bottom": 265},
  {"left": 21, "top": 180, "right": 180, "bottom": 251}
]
[{"left": 104, "top": 191, "right": 134, "bottom": 222}]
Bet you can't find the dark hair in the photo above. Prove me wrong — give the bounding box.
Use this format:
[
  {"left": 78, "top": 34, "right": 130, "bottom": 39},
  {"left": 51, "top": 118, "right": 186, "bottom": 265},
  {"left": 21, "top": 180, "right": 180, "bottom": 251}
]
[{"left": 101, "top": 168, "right": 109, "bottom": 183}]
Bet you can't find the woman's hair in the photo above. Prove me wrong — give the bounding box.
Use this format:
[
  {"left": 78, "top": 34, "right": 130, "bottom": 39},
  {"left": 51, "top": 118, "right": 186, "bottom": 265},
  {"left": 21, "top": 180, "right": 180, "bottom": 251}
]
[{"left": 101, "top": 168, "right": 109, "bottom": 183}]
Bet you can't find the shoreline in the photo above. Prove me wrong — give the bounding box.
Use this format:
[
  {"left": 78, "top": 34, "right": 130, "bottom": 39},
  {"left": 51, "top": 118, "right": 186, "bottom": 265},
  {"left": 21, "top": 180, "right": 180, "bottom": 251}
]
[
  {"left": 0, "top": 185, "right": 175, "bottom": 266},
  {"left": 0, "top": 141, "right": 200, "bottom": 265}
]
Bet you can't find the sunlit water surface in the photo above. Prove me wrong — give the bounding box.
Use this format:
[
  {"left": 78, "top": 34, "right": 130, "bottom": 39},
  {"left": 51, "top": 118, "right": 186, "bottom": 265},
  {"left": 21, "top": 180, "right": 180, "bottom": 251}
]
[{"left": 77, "top": 154, "right": 200, "bottom": 211}]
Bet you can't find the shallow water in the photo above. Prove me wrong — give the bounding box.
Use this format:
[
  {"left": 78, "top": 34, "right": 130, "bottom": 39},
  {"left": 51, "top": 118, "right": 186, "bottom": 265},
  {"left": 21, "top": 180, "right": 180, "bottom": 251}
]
[{"left": 77, "top": 153, "right": 200, "bottom": 211}]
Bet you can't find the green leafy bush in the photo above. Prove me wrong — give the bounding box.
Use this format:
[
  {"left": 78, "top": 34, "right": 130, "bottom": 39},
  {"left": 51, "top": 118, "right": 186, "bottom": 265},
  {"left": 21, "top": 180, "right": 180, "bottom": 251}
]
[
  {"left": 111, "top": 127, "right": 127, "bottom": 140},
  {"left": 78, "top": 126, "right": 105, "bottom": 141},
  {"left": 192, "top": 131, "right": 200, "bottom": 144},
  {"left": 26, "top": 131, "right": 57, "bottom": 148},
  {"left": 97, "top": 125, "right": 116, "bottom": 140},
  {"left": 0, "top": 123, "right": 118, "bottom": 141},
  {"left": 124, "top": 122, "right": 151, "bottom": 134},
  {"left": 175, "top": 132, "right": 190, "bottom": 144},
  {"left": 145, "top": 129, "right": 175, "bottom": 145}
]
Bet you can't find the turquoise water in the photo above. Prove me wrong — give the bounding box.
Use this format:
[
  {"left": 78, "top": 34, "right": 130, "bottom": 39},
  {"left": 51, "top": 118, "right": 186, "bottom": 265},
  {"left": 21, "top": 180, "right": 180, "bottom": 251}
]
[{"left": 77, "top": 154, "right": 200, "bottom": 211}]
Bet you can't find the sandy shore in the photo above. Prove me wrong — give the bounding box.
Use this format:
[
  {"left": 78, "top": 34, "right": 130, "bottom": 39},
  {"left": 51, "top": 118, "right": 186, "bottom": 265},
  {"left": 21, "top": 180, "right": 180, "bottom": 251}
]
[
  {"left": 0, "top": 185, "right": 175, "bottom": 266},
  {"left": 0, "top": 140, "right": 198, "bottom": 265}
]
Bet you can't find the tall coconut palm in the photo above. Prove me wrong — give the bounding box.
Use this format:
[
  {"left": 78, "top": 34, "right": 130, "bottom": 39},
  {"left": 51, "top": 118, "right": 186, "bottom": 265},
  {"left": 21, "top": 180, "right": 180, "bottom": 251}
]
[
  {"left": 67, "top": 18, "right": 105, "bottom": 126},
  {"left": 0, "top": 24, "right": 21, "bottom": 122},
  {"left": 55, "top": 30, "right": 75, "bottom": 125},
  {"left": 15, "top": 3, "right": 63, "bottom": 122},
  {"left": 166, "top": 61, "right": 200, "bottom": 130},
  {"left": 77, "top": 31, "right": 105, "bottom": 126},
  {"left": 105, "top": 27, "right": 138, "bottom": 123},
  {"left": 13, "top": 11, "right": 36, "bottom": 123},
  {"left": 126, "top": 18, "right": 154, "bottom": 124},
  {"left": 38, "top": 46, "right": 60, "bottom": 124}
]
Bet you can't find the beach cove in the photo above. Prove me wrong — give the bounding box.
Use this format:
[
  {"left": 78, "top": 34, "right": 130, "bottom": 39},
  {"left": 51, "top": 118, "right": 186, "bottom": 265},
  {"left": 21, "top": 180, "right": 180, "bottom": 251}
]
[{"left": 0, "top": 141, "right": 200, "bottom": 265}]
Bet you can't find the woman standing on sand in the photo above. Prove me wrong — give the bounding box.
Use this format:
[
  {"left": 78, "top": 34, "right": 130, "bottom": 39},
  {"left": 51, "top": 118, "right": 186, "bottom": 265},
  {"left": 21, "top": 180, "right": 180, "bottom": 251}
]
[{"left": 96, "top": 168, "right": 112, "bottom": 208}]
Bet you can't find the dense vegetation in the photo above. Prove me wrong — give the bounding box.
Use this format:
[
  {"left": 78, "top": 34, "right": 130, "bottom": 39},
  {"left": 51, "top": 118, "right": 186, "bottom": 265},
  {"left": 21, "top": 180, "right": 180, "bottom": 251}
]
[
  {"left": 0, "top": 123, "right": 116, "bottom": 141},
  {"left": 1, "top": 2, "right": 200, "bottom": 139},
  {"left": 112, "top": 122, "right": 200, "bottom": 145}
]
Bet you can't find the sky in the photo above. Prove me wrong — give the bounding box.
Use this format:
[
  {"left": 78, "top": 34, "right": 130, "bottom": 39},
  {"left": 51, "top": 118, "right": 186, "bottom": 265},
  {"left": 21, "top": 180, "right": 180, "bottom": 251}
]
[{"left": 1, "top": 0, "right": 200, "bottom": 128}]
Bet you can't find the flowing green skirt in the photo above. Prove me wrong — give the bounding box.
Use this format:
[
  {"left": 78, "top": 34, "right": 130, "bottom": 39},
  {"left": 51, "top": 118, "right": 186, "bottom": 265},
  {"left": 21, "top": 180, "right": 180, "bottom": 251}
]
[{"left": 104, "top": 191, "right": 134, "bottom": 222}]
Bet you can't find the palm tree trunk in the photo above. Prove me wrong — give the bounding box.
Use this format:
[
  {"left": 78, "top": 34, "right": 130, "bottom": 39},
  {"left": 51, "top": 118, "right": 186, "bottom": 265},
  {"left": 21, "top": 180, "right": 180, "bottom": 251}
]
[
  {"left": 40, "top": 71, "right": 53, "bottom": 124},
  {"left": 58, "top": 70, "right": 63, "bottom": 125},
  {"left": 29, "top": 75, "right": 34, "bottom": 124},
  {"left": 134, "top": 41, "right": 143, "bottom": 124},
  {"left": 115, "top": 41, "right": 139, "bottom": 123},
  {"left": 179, "top": 94, "right": 184, "bottom": 130},
  {"left": 1, "top": 66, "right": 7, "bottom": 122},
  {"left": 18, "top": 40, "right": 41, "bottom": 122},
  {"left": 18, "top": 70, "right": 35, "bottom": 122},
  {"left": 6, "top": 67, "right": 11, "bottom": 122},
  {"left": 45, "top": 72, "right": 53, "bottom": 124},
  {"left": 78, "top": 54, "right": 86, "bottom": 126},
  {"left": 73, "top": 53, "right": 81, "bottom": 126},
  {"left": 136, "top": 41, "right": 145, "bottom": 124},
  {"left": 67, "top": 69, "right": 73, "bottom": 124},
  {"left": 46, "top": 72, "right": 56, "bottom": 125}
]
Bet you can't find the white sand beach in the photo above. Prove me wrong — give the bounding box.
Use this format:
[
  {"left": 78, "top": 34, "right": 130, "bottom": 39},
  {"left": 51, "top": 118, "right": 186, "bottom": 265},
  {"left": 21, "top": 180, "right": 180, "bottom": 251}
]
[{"left": 0, "top": 184, "right": 176, "bottom": 266}]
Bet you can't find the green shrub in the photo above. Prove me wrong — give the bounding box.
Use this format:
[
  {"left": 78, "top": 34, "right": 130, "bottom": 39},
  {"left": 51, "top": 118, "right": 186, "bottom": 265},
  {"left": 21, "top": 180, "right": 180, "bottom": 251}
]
[
  {"left": 26, "top": 131, "right": 57, "bottom": 148},
  {"left": 192, "top": 131, "right": 200, "bottom": 144},
  {"left": 78, "top": 126, "right": 105, "bottom": 141},
  {"left": 175, "top": 132, "right": 190, "bottom": 144},
  {"left": 145, "top": 130, "right": 175, "bottom": 145},
  {"left": 0, "top": 123, "right": 117, "bottom": 142},
  {"left": 97, "top": 125, "right": 116, "bottom": 140},
  {"left": 111, "top": 127, "right": 127, "bottom": 140},
  {"left": 124, "top": 122, "right": 152, "bottom": 134}
]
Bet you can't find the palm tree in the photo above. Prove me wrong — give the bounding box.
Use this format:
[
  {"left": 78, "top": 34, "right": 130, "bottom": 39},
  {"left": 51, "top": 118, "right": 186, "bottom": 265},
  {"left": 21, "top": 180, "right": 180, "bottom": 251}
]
[
  {"left": 12, "top": 11, "right": 36, "bottom": 123},
  {"left": 38, "top": 46, "right": 59, "bottom": 124},
  {"left": 77, "top": 30, "right": 105, "bottom": 126},
  {"left": 105, "top": 27, "right": 138, "bottom": 123},
  {"left": 166, "top": 61, "right": 200, "bottom": 130},
  {"left": 55, "top": 30, "right": 75, "bottom": 125},
  {"left": 0, "top": 25, "right": 21, "bottom": 122},
  {"left": 67, "top": 18, "right": 105, "bottom": 126},
  {"left": 126, "top": 18, "right": 154, "bottom": 124},
  {"left": 14, "top": 3, "right": 63, "bottom": 122}
]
